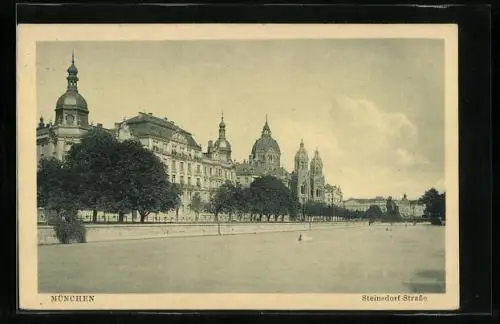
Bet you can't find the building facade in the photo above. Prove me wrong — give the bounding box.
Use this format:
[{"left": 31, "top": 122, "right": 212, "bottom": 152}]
[
  {"left": 120, "top": 112, "right": 236, "bottom": 209},
  {"left": 343, "top": 194, "right": 425, "bottom": 218},
  {"left": 37, "top": 53, "right": 92, "bottom": 162},
  {"left": 291, "top": 140, "right": 327, "bottom": 204},
  {"left": 36, "top": 54, "right": 236, "bottom": 218},
  {"left": 37, "top": 54, "right": 346, "bottom": 220}
]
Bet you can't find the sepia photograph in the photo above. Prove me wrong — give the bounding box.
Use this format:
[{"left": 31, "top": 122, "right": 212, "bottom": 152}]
[{"left": 18, "top": 24, "right": 459, "bottom": 310}]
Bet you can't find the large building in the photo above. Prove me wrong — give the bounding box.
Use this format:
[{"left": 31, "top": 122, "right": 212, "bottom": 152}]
[
  {"left": 36, "top": 54, "right": 236, "bottom": 218},
  {"left": 37, "top": 54, "right": 344, "bottom": 220},
  {"left": 234, "top": 118, "right": 291, "bottom": 188},
  {"left": 291, "top": 140, "right": 327, "bottom": 204}
]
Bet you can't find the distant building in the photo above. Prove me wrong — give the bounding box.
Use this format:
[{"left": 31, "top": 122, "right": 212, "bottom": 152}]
[
  {"left": 343, "top": 193, "right": 425, "bottom": 218},
  {"left": 324, "top": 184, "right": 343, "bottom": 207}
]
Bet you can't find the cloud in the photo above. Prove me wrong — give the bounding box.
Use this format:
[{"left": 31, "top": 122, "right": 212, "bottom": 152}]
[{"left": 327, "top": 95, "right": 426, "bottom": 169}]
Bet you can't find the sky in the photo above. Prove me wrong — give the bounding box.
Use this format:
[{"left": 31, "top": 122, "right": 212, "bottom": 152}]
[{"left": 36, "top": 39, "right": 445, "bottom": 199}]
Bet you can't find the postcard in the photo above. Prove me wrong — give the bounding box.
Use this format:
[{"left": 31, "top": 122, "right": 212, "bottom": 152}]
[{"left": 17, "top": 23, "right": 459, "bottom": 310}]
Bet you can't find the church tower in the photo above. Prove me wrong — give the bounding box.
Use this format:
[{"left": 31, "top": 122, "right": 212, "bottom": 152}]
[
  {"left": 310, "top": 148, "right": 325, "bottom": 202},
  {"left": 249, "top": 115, "right": 281, "bottom": 170},
  {"left": 211, "top": 113, "right": 232, "bottom": 162},
  {"left": 294, "top": 139, "right": 310, "bottom": 204},
  {"left": 36, "top": 53, "right": 91, "bottom": 163},
  {"left": 54, "top": 52, "right": 89, "bottom": 127}
]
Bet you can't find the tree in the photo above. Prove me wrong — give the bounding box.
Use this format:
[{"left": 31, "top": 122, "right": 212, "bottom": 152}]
[
  {"left": 189, "top": 192, "right": 203, "bottom": 222},
  {"left": 37, "top": 157, "right": 80, "bottom": 218},
  {"left": 418, "top": 188, "right": 446, "bottom": 225},
  {"left": 249, "top": 175, "right": 293, "bottom": 222},
  {"left": 64, "top": 128, "right": 118, "bottom": 223},
  {"left": 207, "top": 181, "right": 237, "bottom": 222},
  {"left": 233, "top": 185, "right": 251, "bottom": 221},
  {"left": 366, "top": 204, "right": 383, "bottom": 220},
  {"left": 65, "top": 131, "right": 180, "bottom": 223},
  {"left": 385, "top": 196, "right": 402, "bottom": 222}
]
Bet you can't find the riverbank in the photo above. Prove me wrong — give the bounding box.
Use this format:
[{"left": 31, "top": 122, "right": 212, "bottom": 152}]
[{"left": 38, "top": 221, "right": 376, "bottom": 245}]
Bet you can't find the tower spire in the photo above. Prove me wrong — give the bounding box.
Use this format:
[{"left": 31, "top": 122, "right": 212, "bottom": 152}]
[
  {"left": 218, "top": 111, "right": 226, "bottom": 139},
  {"left": 66, "top": 52, "right": 79, "bottom": 91},
  {"left": 262, "top": 115, "right": 271, "bottom": 136}
]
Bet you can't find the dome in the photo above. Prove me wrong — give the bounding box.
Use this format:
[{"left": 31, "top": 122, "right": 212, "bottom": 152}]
[
  {"left": 213, "top": 138, "right": 231, "bottom": 151},
  {"left": 56, "top": 91, "right": 88, "bottom": 110},
  {"left": 251, "top": 136, "right": 281, "bottom": 155},
  {"left": 67, "top": 63, "right": 78, "bottom": 74}
]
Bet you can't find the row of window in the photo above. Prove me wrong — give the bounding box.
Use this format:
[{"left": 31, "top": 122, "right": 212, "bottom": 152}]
[
  {"left": 168, "top": 160, "right": 233, "bottom": 180},
  {"left": 151, "top": 140, "right": 202, "bottom": 159},
  {"left": 168, "top": 174, "right": 226, "bottom": 190}
]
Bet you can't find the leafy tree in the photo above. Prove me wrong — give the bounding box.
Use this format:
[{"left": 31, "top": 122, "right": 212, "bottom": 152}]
[
  {"left": 249, "top": 175, "right": 293, "bottom": 222},
  {"left": 366, "top": 204, "right": 383, "bottom": 220},
  {"left": 418, "top": 188, "right": 446, "bottom": 224},
  {"left": 37, "top": 157, "right": 80, "bottom": 217},
  {"left": 189, "top": 192, "right": 203, "bottom": 222},
  {"left": 232, "top": 184, "right": 250, "bottom": 221},
  {"left": 207, "top": 181, "right": 237, "bottom": 222},
  {"left": 65, "top": 130, "right": 180, "bottom": 223},
  {"left": 64, "top": 128, "right": 118, "bottom": 223}
]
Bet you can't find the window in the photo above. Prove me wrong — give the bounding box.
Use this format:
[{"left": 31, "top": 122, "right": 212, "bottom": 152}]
[
  {"left": 316, "top": 189, "right": 321, "bottom": 197},
  {"left": 197, "top": 165, "right": 201, "bottom": 173},
  {"left": 171, "top": 160, "right": 176, "bottom": 170},
  {"left": 210, "top": 168, "right": 213, "bottom": 176},
  {"left": 188, "top": 177, "right": 191, "bottom": 185},
  {"left": 188, "top": 163, "right": 191, "bottom": 173},
  {"left": 301, "top": 185, "right": 305, "bottom": 195},
  {"left": 180, "top": 175, "right": 184, "bottom": 184},
  {"left": 196, "top": 178, "right": 201, "bottom": 187},
  {"left": 180, "top": 162, "right": 184, "bottom": 172},
  {"left": 172, "top": 175, "right": 176, "bottom": 183}
]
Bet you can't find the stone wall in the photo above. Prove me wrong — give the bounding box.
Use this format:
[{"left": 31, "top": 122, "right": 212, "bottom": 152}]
[{"left": 38, "top": 222, "right": 360, "bottom": 245}]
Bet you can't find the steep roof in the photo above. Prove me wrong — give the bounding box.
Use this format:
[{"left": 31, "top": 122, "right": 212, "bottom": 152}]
[
  {"left": 124, "top": 113, "right": 201, "bottom": 149},
  {"left": 235, "top": 162, "right": 290, "bottom": 179}
]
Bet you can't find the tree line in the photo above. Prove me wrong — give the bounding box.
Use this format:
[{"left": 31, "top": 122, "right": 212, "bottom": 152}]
[{"left": 38, "top": 130, "right": 446, "bottom": 226}]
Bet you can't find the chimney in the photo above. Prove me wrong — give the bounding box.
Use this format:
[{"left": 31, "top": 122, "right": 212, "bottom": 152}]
[
  {"left": 97, "top": 123, "right": 103, "bottom": 128},
  {"left": 148, "top": 112, "right": 153, "bottom": 116},
  {"left": 114, "top": 122, "right": 121, "bottom": 129}
]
